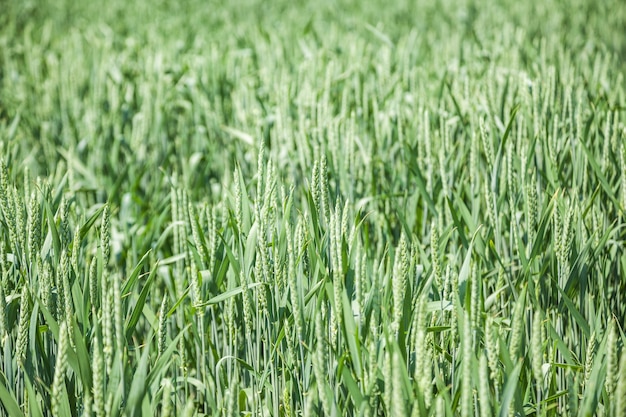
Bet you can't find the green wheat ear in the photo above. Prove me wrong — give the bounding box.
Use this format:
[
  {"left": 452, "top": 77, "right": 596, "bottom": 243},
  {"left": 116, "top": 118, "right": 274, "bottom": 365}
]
[
  {"left": 16, "top": 285, "right": 31, "bottom": 368},
  {"left": 605, "top": 319, "right": 618, "bottom": 397},
  {"left": 391, "top": 231, "right": 408, "bottom": 334},
  {"left": 479, "top": 352, "right": 491, "bottom": 417},
  {"left": 100, "top": 203, "right": 111, "bottom": 265},
  {"left": 53, "top": 322, "right": 71, "bottom": 413},
  {"left": 617, "top": 349, "right": 626, "bottom": 417},
  {"left": 92, "top": 325, "right": 105, "bottom": 417}
]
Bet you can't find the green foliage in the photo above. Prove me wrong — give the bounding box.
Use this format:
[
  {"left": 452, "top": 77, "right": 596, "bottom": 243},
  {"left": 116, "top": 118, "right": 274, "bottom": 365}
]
[{"left": 1, "top": 0, "right": 626, "bottom": 415}]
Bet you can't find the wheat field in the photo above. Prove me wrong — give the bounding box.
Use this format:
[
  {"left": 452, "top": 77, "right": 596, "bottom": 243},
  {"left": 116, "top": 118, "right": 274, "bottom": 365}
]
[{"left": 1, "top": 0, "right": 625, "bottom": 416}]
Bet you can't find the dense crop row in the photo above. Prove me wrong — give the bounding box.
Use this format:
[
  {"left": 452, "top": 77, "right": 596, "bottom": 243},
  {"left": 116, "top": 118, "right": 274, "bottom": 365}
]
[{"left": 1, "top": 0, "right": 626, "bottom": 416}]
